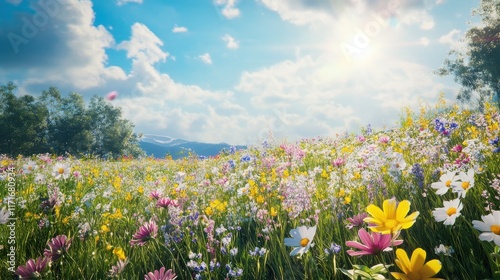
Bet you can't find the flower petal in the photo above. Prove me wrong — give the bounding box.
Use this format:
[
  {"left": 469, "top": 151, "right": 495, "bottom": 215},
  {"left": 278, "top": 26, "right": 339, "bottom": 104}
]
[
  {"left": 420, "top": 259, "right": 442, "bottom": 278},
  {"left": 284, "top": 238, "right": 300, "bottom": 247},
  {"left": 410, "top": 248, "right": 426, "bottom": 271},
  {"left": 384, "top": 199, "right": 398, "bottom": 219},
  {"left": 366, "top": 204, "right": 387, "bottom": 222},
  {"left": 395, "top": 248, "right": 411, "bottom": 274},
  {"left": 396, "top": 200, "right": 411, "bottom": 221}
]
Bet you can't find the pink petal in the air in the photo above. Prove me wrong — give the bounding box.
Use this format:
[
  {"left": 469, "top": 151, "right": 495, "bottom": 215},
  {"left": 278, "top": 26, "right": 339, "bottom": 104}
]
[{"left": 106, "top": 91, "right": 118, "bottom": 101}]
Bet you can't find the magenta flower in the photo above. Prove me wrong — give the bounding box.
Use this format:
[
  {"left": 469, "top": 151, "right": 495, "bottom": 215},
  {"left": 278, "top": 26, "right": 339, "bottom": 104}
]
[
  {"left": 149, "top": 190, "right": 162, "bottom": 200},
  {"left": 130, "top": 220, "right": 158, "bottom": 246},
  {"left": 44, "top": 234, "right": 73, "bottom": 261},
  {"left": 346, "top": 213, "right": 368, "bottom": 229},
  {"left": 15, "top": 257, "right": 49, "bottom": 279},
  {"left": 346, "top": 228, "right": 403, "bottom": 257},
  {"left": 144, "top": 267, "right": 177, "bottom": 280},
  {"left": 156, "top": 197, "right": 172, "bottom": 208}
]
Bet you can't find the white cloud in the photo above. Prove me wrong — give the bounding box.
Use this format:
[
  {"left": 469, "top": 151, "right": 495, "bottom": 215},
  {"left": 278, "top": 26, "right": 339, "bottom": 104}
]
[
  {"left": 117, "top": 23, "right": 169, "bottom": 65},
  {"left": 6, "top": 0, "right": 22, "bottom": 5},
  {"left": 439, "top": 29, "right": 464, "bottom": 50},
  {"left": 215, "top": 0, "right": 240, "bottom": 19},
  {"left": 222, "top": 34, "right": 239, "bottom": 49},
  {"left": 199, "top": 53, "right": 213, "bottom": 64},
  {"left": 116, "top": 0, "right": 143, "bottom": 6},
  {"left": 172, "top": 25, "right": 188, "bottom": 33},
  {"left": 420, "top": 37, "right": 430, "bottom": 46}
]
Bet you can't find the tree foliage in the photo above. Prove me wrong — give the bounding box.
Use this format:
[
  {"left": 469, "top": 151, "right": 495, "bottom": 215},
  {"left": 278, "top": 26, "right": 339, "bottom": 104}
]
[
  {"left": 0, "top": 82, "right": 144, "bottom": 158},
  {"left": 437, "top": 0, "right": 500, "bottom": 107}
]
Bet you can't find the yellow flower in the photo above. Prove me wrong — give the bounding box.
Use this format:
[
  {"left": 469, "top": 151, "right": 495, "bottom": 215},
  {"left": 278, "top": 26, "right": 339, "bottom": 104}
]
[
  {"left": 113, "top": 247, "right": 127, "bottom": 261},
  {"left": 101, "top": 224, "right": 110, "bottom": 233},
  {"left": 125, "top": 192, "right": 132, "bottom": 201},
  {"left": 137, "top": 186, "right": 144, "bottom": 194},
  {"left": 364, "top": 198, "right": 419, "bottom": 234},
  {"left": 205, "top": 206, "right": 213, "bottom": 216},
  {"left": 391, "top": 248, "right": 443, "bottom": 280},
  {"left": 270, "top": 207, "right": 278, "bottom": 217}
]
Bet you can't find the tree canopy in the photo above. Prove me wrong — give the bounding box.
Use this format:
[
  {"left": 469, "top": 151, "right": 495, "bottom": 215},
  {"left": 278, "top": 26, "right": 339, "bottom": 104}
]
[
  {"left": 437, "top": 0, "right": 500, "bottom": 107},
  {"left": 0, "top": 82, "right": 144, "bottom": 158}
]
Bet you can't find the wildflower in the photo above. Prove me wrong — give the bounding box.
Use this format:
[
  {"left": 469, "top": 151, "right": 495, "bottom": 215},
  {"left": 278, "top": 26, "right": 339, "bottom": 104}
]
[
  {"left": 432, "top": 198, "right": 462, "bottom": 226},
  {"left": 113, "top": 247, "right": 127, "bottom": 261},
  {"left": 430, "top": 171, "right": 458, "bottom": 195},
  {"left": 452, "top": 169, "right": 475, "bottom": 198},
  {"left": 324, "top": 243, "right": 342, "bottom": 255},
  {"left": 346, "top": 228, "right": 403, "bottom": 257},
  {"left": 364, "top": 198, "right": 419, "bottom": 234},
  {"left": 108, "top": 259, "right": 129, "bottom": 278},
  {"left": 44, "top": 235, "right": 73, "bottom": 261},
  {"left": 130, "top": 220, "right": 158, "bottom": 246},
  {"left": 340, "top": 264, "right": 389, "bottom": 280},
  {"left": 22, "top": 160, "right": 37, "bottom": 174},
  {"left": 15, "top": 257, "right": 49, "bottom": 279},
  {"left": 150, "top": 190, "right": 162, "bottom": 200},
  {"left": 249, "top": 247, "right": 267, "bottom": 257},
  {"left": 472, "top": 210, "right": 500, "bottom": 246},
  {"left": 52, "top": 163, "right": 70, "bottom": 180},
  {"left": 156, "top": 197, "right": 172, "bottom": 208},
  {"left": 144, "top": 267, "right": 177, "bottom": 280},
  {"left": 346, "top": 213, "right": 368, "bottom": 229},
  {"left": 0, "top": 206, "right": 10, "bottom": 224},
  {"left": 434, "top": 244, "right": 454, "bottom": 256},
  {"left": 284, "top": 225, "right": 317, "bottom": 256},
  {"left": 391, "top": 248, "right": 442, "bottom": 280}
]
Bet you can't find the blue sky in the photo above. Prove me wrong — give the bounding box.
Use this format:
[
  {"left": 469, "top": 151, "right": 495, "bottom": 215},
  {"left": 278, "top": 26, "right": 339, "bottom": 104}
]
[{"left": 0, "top": 0, "right": 481, "bottom": 145}]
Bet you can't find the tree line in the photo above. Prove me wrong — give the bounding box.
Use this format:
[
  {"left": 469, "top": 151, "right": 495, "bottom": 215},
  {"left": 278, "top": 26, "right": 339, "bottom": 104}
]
[{"left": 0, "top": 82, "right": 144, "bottom": 158}]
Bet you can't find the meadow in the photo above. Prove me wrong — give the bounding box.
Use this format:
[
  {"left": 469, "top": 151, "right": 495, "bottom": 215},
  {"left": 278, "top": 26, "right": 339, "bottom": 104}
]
[{"left": 1, "top": 98, "right": 500, "bottom": 279}]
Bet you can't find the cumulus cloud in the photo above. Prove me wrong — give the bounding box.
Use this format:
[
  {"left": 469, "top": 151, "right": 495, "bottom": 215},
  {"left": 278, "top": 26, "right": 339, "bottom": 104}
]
[
  {"left": 172, "top": 25, "right": 188, "bottom": 33},
  {"left": 116, "top": 0, "right": 143, "bottom": 6},
  {"left": 118, "top": 23, "right": 169, "bottom": 65},
  {"left": 214, "top": 0, "right": 240, "bottom": 19},
  {"left": 439, "top": 29, "right": 464, "bottom": 50},
  {"left": 199, "top": 53, "right": 213, "bottom": 64},
  {"left": 222, "top": 34, "right": 239, "bottom": 49}
]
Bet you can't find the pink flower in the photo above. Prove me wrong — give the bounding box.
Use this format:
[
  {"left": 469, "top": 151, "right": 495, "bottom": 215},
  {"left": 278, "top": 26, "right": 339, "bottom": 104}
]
[
  {"left": 149, "top": 190, "right": 162, "bottom": 200},
  {"left": 144, "top": 267, "right": 177, "bottom": 280},
  {"left": 130, "top": 220, "right": 158, "bottom": 246},
  {"left": 44, "top": 235, "right": 73, "bottom": 261},
  {"left": 346, "top": 213, "right": 368, "bottom": 229},
  {"left": 346, "top": 228, "right": 403, "bottom": 257},
  {"left": 106, "top": 91, "right": 118, "bottom": 101},
  {"left": 15, "top": 257, "right": 49, "bottom": 279},
  {"left": 156, "top": 197, "right": 172, "bottom": 208}
]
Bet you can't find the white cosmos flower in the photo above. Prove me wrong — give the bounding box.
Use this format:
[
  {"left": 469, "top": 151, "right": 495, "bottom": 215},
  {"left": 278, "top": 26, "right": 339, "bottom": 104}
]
[
  {"left": 430, "top": 170, "right": 457, "bottom": 195},
  {"left": 284, "top": 225, "right": 317, "bottom": 256},
  {"left": 22, "top": 160, "right": 37, "bottom": 174},
  {"left": 452, "top": 169, "right": 475, "bottom": 198},
  {"left": 432, "top": 198, "right": 462, "bottom": 226},
  {"left": 472, "top": 210, "right": 500, "bottom": 246},
  {"left": 53, "top": 163, "right": 71, "bottom": 180}
]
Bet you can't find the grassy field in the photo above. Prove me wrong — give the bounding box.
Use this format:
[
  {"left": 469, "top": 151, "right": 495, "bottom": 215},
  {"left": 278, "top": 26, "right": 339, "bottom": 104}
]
[{"left": 1, "top": 99, "right": 500, "bottom": 279}]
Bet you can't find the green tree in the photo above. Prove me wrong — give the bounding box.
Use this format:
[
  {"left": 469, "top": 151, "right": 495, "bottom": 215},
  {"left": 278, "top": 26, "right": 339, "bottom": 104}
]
[{"left": 437, "top": 0, "right": 500, "bottom": 107}]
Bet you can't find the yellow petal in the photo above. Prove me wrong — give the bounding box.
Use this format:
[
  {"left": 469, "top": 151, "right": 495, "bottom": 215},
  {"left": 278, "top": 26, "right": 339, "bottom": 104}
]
[
  {"left": 399, "top": 220, "right": 417, "bottom": 230},
  {"left": 420, "top": 259, "right": 442, "bottom": 278},
  {"left": 367, "top": 204, "right": 387, "bottom": 222},
  {"left": 383, "top": 199, "right": 398, "bottom": 219},
  {"left": 363, "top": 217, "right": 383, "bottom": 225},
  {"left": 369, "top": 225, "right": 391, "bottom": 235},
  {"left": 391, "top": 272, "right": 409, "bottom": 280},
  {"left": 410, "top": 248, "right": 426, "bottom": 272},
  {"left": 399, "top": 211, "right": 420, "bottom": 224},
  {"left": 396, "top": 200, "right": 411, "bottom": 221},
  {"left": 396, "top": 249, "right": 411, "bottom": 274}
]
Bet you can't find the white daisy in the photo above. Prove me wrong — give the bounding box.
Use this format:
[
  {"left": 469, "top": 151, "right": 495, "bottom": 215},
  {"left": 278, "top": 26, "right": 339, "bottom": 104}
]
[
  {"left": 53, "top": 163, "right": 71, "bottom": 180},
  {"left": 0, "top": 207, "right": 10, "bottom": 224},
  {"left": 432, "top": 198, "right": 463, "bottom": 226},
  {"left": 452, "top": 169, "right": 475, "bottom": 198},
  {"left": 284, "top": 225, "right": 317, "bottom": 256},
  {"left": 472, "top": 210, "right": 500, "bottom": 246},
  {"left": 430, "top": 170, "right": 458, "bottom": 195}
]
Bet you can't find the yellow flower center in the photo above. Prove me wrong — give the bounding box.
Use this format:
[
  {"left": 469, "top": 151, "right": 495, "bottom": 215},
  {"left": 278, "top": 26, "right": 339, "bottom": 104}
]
[
  {"left": 446, "top": 207, "right": 456, "bottom": 216},
  {"left": 300, "top": 238, "right": 310, "bottom": 247},
  {"left": 58, "top": 168, "right": 65, "bottom": 175},
  {"left": 384, "top": 219, "right": 398, "bottom": 229},
  {"left": 462, "top": 181, "right": 470, "bottom": 190},
  {"left": 445, "top": 180, "right": 452, "bottom": 187},
  {"left": 407, "top": 271, "right": 421, "bottom": 280},
  {"left": 491, "top": 225, "right": 500, "bottom": 235}
]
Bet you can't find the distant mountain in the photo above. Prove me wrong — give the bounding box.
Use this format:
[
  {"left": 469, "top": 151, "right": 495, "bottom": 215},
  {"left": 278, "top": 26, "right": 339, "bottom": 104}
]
[{"left": 139, "top": 134, "right": 246, "bottom": 159}]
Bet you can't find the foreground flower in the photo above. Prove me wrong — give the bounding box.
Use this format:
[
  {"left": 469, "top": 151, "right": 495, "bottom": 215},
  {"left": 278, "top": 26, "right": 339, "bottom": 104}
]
[
  {"left": 452, "top": 169, "right": 475, "bottom": 198},
  {"left": 432, "top": 198, "right": 463, "bottom": 226},
  {"left": 44, "top": 235, "right": 73, "bottom": 261},
  {"left": 346, "top": 228, "right": 403, "bottom": 257},
  {"left": 15, "top": 257, "right": 49, "bottom": 279},
  {"left": 144, "top": 267, "right": 177, "bottom": 280},
  {"left": 364, "top": 199, "right": 419, "bottom": 234},
  {"left": 130, "top": 220, "right": 158, "bottom": 246},
  {"left": 109, "top": 259, "right": 129, "bottom": 278},
  {"left": 391, "top": 248, "right": 442, "bottom": 280},
  {"left": 0, "top": 206, "right": 10, "bottom": 224},
  {"left": 430, "top": 171, "right": 457, "bottom": 195},
  {"left": 284, "top": 225, "right": 317, "bottom": 256},
  {"left": 340, "top": 264, "right": 390, "bottom": 280},
  {"left": 472, "top": 210, "right": 500, "bottom": 246}
]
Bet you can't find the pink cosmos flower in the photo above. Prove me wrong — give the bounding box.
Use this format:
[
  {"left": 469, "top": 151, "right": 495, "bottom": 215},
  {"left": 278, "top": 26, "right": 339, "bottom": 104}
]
[
  {"left": 346, "top": 228, "right": 403, "bottom": 257},
  {"left": 130, "top": 220, "right": 158, "bottom": 246},
  {"left": 15, "top": 257, "right": 49, "bottom": 279},
  {"left": 346, "top": 213, "right": 368, "bottom": 229},
  {"left": 149, "top": 190, "right": 162, "bottom": 200},
  {"left": 44, "top": 234, "right": 73, "bottom": 261},
  {"left": 144, "top": 267, "right": 177, "bottom": 280},
  {"left": 156, "top": 197, "right": 172, "bottom": 208}
]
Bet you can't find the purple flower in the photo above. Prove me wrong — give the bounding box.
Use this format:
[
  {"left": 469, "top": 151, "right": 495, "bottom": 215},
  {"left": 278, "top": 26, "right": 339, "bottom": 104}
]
[
  {"left": 156, "top": 197, "right": 172, "bottom": 208},
  {"left": 130, "top": 220, "right": 158, "bottom": 246},
  {"left": 109, "top": 259, "right": 129, "bottom": 277},
  {"left": 150, "top": 190, "right": 162, "bottom": 200},
  {"left": 44, "top": 235, "right": 73, "bottom": 261},
  {"left": 346, "top": 228, "right": 403, "bottom": 257},
  {"left": 15, "top": 257, "right": 49, "bottom": 279},
  {"left": 144, "top": 267, "right": 177, "bottom": 280},
  {"left": 346, "top": 213, "right": 368, "bottom": 229}
]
